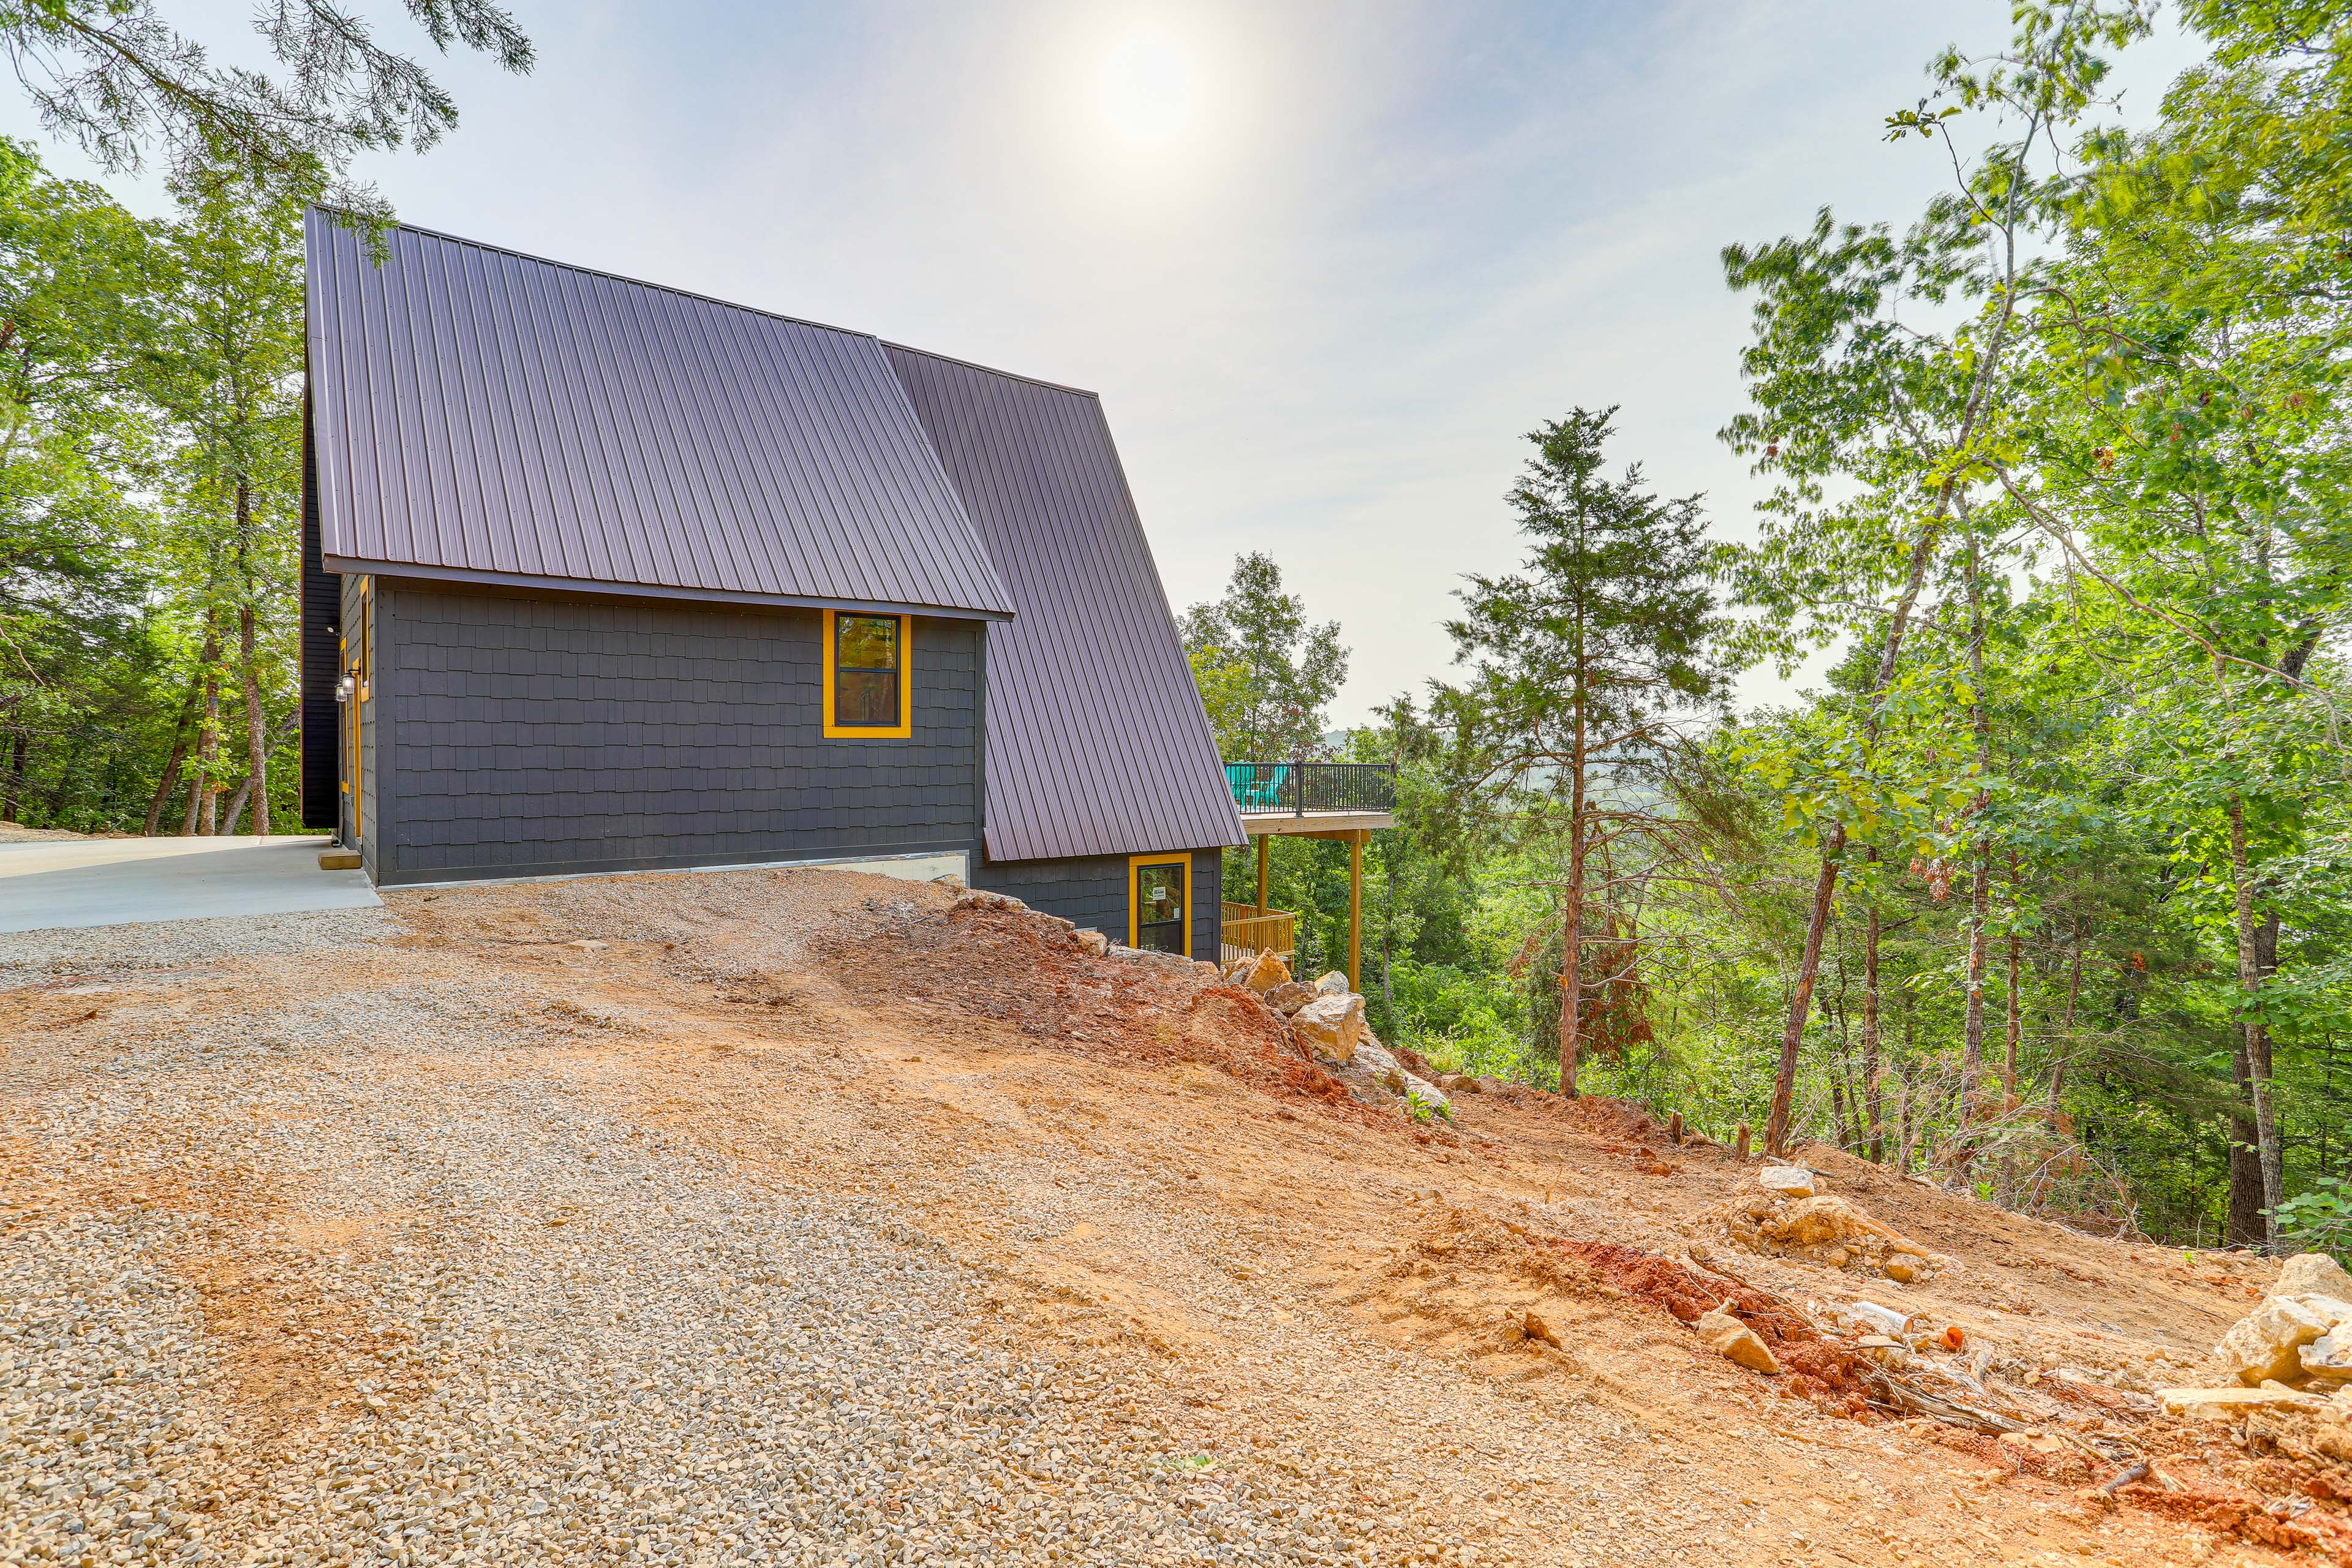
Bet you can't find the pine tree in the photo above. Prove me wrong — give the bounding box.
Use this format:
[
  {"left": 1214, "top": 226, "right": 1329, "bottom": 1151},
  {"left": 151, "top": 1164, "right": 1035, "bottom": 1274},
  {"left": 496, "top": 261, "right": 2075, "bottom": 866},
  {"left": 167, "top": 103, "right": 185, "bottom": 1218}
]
[{"left": 1435, "top": 407, "right": 1729, "bottom": 1096}]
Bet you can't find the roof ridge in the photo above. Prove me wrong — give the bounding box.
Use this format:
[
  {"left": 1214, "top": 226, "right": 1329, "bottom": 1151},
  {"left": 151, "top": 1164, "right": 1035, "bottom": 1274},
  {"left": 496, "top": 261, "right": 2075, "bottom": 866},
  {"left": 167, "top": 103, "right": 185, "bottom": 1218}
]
[
  {"left": 311, "top": 209, "right": 1101, "bottom": 399},
  {"left": 880, "top": 339, "right": 1102, "bottom": 402}
]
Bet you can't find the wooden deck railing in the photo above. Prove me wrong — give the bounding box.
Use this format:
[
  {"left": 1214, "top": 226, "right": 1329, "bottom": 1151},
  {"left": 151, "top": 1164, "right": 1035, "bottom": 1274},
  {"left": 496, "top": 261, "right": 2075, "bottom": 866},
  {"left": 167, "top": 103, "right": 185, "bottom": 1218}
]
[{"left": 1220, "top": 902, "right": 1297, "bottom": 968}]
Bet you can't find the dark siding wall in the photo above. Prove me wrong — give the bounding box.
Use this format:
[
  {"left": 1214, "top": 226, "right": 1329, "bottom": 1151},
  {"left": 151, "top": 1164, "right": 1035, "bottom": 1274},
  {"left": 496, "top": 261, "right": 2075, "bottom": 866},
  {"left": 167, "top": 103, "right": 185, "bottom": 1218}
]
[
  {"left": 1192, "top": 848, "right": 1221, "bottom": 965},
  {"left": 299, "top": 402, "right": 340, "bottom": 828},
  {"left": 369, "top": 584, "right": 980, "bottom": 884},
  {"left": 974, "top": 847, "right": 1221, "bottom": 963}
]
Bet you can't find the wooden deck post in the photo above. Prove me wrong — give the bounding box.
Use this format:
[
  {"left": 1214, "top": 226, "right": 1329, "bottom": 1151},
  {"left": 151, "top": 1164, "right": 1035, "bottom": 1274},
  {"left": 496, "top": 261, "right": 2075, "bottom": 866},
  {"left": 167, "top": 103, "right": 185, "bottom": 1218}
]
[
  {"left": 1348, "top": 830, "right": 1364, "bottom": 993},
  {"left": 1255, "top": 834, "right": 1268, "bottom": 916}
]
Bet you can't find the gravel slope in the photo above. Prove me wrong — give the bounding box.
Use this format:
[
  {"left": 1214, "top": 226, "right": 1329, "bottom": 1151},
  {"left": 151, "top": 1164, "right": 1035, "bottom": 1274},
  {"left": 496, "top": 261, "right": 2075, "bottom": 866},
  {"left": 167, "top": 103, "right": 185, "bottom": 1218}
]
[
  {"left": 2, "top": 910, "right": 1406, "bottom": 1566},
  {"left": 1, "top": 869, "right": 2247, "bottom": 1568}
]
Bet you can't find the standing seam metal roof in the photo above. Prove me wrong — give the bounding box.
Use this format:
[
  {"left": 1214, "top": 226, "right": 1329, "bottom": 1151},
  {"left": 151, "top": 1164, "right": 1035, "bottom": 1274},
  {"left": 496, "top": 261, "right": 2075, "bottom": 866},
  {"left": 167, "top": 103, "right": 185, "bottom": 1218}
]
[
  {"left": 306, "top": 213, "right": 1238, "bottom": 861},
  {"left": 884, "top": 345, "right": 1245, "bottom": 862},
  {"left": 305, "top": 212, "right": 1015, "bottom": 618}
]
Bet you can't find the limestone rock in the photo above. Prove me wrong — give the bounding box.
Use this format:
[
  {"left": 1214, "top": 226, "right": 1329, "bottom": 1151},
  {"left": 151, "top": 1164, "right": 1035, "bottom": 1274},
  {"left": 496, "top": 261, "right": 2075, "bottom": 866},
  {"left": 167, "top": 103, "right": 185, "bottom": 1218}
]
[
  {"left": 2215, "top": 1295, "right": 2331, "bottom": 1386},
  {"left": 1758, "top": 1165, "right": 1816, "bottom": 1199},
  {"left": 1523, "top": 1310, "right": 1562, "bottom": 1350},
  {"left": 1882, "top": 1256, "right": 1923, "bottom": 1284},
  {"left": 1292, "top": 993, "right": 1366, "bottom": 1065},
  {"left": 1352, "top": 1038, "right": 1398, "bottom": 1077},
  {"left": 1694, "top": 1306, "right": 1779, "bottom": 1374},
  {"left": 1314, "top": 971, "right": 1351, "bottom": 997},
  {"left": 1242, "top": 951, "right": 1291, "bottom": 994},
  {"left": 1398, "top": 1072, "right": 1452, "bottom": 1119},
  {"left": 1262, "top": 981, "right": 1317, "bottom": 1016},
  {"left": 2286, "top": 1293, "right": 2352, "bottom": 1330},
  {"left": 2162, "top": 1384, "right": 2336, "bottom": 1420},
  {"left": 2305, "top": 1329, "right": 2352, "bottom": 1383},
  {"left": 1437, "top": 1073, "right": 1480, "bottom": 1094},
  {"left": 1075, "top": 929, "right": 1109, "bottom": 957},
  {"left": 2277, "top": 1253, "right": 2352, "bottom": 1302},
  {"left": 1760, "top": 1194, "right": 1866, "bottom": 1248}
]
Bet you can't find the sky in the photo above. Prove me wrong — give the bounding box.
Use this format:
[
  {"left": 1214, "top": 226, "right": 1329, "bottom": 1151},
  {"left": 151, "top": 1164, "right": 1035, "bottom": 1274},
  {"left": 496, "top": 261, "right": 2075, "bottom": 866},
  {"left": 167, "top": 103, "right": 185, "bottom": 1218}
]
[{"left": 0, "top": 1, "right": 2206, "bottom": 724}]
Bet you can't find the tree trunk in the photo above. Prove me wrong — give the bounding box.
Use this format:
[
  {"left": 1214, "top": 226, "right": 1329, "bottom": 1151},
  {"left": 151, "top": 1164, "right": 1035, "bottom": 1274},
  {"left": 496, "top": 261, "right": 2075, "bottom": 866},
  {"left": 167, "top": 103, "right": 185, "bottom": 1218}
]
[
  {"left": 2003, "top": 879, "right": 2022, "bottom": 1107},
  {"left": 1766, "top": 829, "right": 1842, "bottom": 1155},
  {"left": 143, "top": 668, "right": 205, "bottom": 835},
  {"left": 1763, "top": 505, "right": 1945, "bottom": 1156},
  {"left": 2048, "top": 921, "right": 2083, "bottom": 1125},
  {"left": 1862, "top": 865, "right": 1885, "bottom": 1162},
  {"left": 217, "top": 712, "right": 298, "bottom": 835},
  {"left": 2226, "top": 794, "right": 2282, "bottom": 1253},
  {"left": 2227, "top": 1036, "right": 2267, "bottom": 1249},
  {"left": 1959, "top": 533, "right": 1992, "bottom": 1127},
  {"left": 183, "top": 619, "right": 223, "bottom": 836},
  {"left": 1559, "top": 840, "right": 1584, "bottom": 1099},
  {"left": 1, "top": 731, "right": 25, "bottom": 823},
  {"left": 237, "top": 476, "right": 269, "bottom": 837},
  {"left": 1558, "top": 626, "right": 1590, "bottom": 1099}
]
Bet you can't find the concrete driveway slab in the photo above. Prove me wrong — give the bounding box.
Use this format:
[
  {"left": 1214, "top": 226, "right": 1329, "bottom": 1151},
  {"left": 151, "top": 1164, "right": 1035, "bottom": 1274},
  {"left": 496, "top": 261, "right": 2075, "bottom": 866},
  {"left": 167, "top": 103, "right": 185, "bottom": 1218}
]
[{"left": 0, "top": 835, "right": 381, "bottom": 934}]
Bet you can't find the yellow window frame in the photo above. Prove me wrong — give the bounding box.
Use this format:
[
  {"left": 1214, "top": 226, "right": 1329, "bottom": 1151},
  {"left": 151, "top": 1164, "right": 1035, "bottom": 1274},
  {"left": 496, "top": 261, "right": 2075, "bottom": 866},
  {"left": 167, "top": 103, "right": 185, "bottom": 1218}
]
[
  {"left": 1128, "top": 853, "right": 1192, "bottom": 955},
  {"left": 821, "top": 609, "right": 913, "bottom": 739}
]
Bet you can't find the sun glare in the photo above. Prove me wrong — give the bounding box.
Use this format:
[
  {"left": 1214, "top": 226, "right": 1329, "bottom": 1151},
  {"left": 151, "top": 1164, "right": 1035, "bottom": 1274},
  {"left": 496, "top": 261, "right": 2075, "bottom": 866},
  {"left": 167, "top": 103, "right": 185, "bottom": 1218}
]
[{"left": 1098, "top": 27, "right": 1199, "bottom": 149}]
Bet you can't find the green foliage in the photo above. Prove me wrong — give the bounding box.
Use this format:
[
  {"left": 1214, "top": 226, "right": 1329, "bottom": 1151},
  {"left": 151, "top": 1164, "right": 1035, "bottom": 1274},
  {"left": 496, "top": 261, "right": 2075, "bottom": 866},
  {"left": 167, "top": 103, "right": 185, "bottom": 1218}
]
[
  {"left": 1182, "top": 552, "right": 1349, "bottom": 760},
  {"left": 0, "top": 143, "right": 307, "bottom": 834},
  {"left": 0, "top": 0, "right": 532, "bottom": 216},
  {"left": 2273, "top": 1178, "right": 2352, "bottom": 1265}
]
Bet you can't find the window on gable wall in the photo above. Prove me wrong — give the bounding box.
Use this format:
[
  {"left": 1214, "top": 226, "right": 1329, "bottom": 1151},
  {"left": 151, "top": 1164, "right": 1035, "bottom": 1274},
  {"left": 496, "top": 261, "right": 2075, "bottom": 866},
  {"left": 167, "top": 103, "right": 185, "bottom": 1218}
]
[{"left": 825, "top": 611, "right": 911, "bottom": 737}]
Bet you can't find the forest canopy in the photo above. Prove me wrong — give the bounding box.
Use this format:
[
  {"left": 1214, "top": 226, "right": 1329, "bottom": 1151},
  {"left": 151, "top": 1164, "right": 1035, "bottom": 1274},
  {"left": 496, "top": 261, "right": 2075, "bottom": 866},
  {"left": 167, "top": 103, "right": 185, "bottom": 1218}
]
[{"left": 1216, "top": 1, "right": 2352, "bottom": 1257}]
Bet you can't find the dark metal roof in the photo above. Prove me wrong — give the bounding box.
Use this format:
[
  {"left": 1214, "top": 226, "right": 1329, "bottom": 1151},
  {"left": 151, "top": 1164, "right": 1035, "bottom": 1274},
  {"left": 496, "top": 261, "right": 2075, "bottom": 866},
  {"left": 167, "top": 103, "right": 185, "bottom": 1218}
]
[
  {"left": 885, "top": 345, "right": 1245, "bottom": 862},
  {"left": 304, "top": 212, "right": 1015, "bottom": 619}
]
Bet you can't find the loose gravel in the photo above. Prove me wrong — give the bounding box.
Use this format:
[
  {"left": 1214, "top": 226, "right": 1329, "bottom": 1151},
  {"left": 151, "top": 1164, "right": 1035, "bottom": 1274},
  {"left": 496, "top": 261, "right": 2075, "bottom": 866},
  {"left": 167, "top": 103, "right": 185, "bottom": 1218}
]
[
  {"left": 0, "top": 896, "right": 1431, "bottom": 1567},
  {"left": 0, "top": 907, "right": 407, "bottom": 990}
]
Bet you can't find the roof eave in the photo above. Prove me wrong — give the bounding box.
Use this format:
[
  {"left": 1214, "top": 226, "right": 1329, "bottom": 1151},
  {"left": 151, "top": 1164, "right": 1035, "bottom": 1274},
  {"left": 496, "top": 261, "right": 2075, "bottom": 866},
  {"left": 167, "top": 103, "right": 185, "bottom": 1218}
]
[{"left": 320, "top": 556, "right": 1016, "bottom": 622}]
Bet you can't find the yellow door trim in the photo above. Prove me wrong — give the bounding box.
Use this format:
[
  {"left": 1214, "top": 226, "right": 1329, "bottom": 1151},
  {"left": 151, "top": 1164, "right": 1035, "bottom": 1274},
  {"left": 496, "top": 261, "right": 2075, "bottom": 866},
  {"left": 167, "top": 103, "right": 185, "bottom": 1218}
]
[
  {"left": 1128, "top": 852, "right": 1192, "bottom": 955},
  {"left": 821, "top": 609, "right": 914, "bottom": 739}
]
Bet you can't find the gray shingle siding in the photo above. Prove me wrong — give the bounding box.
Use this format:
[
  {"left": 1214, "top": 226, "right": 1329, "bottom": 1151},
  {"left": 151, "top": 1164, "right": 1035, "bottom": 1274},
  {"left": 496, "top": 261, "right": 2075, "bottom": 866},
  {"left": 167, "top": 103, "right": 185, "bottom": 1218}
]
[
  {"left": 369, "top": 582, "right": 980, "bottom": 884},
  {"left": 973, "top": 848, "right": 1221, "bottom": 965}
]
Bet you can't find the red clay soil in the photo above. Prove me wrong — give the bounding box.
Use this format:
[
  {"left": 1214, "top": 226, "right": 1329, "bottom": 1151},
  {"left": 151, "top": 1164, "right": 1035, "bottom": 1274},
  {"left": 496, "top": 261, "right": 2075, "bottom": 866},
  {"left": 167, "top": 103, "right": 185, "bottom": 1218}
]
[
  {"left": 1546, "top": 1237, "right": 1878, "bottom": 1412},
  {"left": 819, "top": 902, "right": 1398, "bottom": 1129}
]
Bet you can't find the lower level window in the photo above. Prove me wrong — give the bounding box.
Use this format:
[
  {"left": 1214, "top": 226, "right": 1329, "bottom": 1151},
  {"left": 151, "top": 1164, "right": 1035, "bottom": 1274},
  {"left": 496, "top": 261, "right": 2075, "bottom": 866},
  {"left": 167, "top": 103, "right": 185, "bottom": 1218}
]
[{"left": 1130, "top": 854, "right": 1190, "bottom": 956}]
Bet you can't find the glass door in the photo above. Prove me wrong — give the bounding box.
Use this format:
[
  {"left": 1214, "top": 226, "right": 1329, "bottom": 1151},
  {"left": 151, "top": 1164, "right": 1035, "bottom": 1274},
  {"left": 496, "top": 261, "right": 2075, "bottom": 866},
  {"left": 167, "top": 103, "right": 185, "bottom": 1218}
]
[{"left": 1134, "top": 859, "right": 1187, "bottom": 954}]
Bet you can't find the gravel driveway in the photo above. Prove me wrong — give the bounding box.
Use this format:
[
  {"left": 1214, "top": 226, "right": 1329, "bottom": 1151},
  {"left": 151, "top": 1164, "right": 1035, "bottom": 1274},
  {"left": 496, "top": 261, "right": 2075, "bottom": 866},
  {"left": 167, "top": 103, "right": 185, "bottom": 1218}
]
[{"left": 1, "top": 921, "right": 1421, "bottom": 1567}]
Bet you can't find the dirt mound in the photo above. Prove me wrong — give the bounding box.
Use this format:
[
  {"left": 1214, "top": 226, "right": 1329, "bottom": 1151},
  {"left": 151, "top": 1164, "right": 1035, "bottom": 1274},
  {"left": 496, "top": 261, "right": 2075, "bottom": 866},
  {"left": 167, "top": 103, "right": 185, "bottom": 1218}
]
[
  {"left": 1538, "top": 1237, "right": 1877, "bottom": 1412},
  {"left": 818, "top": 898, "right": 1401, "bottom": 1125}
]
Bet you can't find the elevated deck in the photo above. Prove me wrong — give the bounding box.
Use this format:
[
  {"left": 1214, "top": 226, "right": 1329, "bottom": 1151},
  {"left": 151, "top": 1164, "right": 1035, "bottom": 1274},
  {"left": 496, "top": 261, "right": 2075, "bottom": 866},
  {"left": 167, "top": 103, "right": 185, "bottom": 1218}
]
[
  {"left": 1238, "top": 809, "right": 1393, "bottom": 837},
  {"left": 1223, "top": 761, "right": 1395, "bottom": 989}
]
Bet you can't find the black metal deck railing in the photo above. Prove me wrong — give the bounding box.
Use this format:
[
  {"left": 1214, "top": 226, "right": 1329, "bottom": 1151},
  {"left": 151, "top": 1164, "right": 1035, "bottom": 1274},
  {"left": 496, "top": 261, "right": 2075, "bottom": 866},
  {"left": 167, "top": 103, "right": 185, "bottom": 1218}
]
[{"left": 1224, "top": 761, "right": 1396, "bottom": 816}]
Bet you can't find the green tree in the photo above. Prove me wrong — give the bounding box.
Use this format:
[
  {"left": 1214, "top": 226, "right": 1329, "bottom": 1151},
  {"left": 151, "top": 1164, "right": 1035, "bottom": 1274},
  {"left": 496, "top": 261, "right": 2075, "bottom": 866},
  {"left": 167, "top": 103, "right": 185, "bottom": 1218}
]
[
  {"left": 1182, "top": 552, "right": 1349, "bottom": 760},
  {"left": 1721, "top": 0, "right": 2150, "bottom": 1154},
  {"left": 0, "top": 140, "right": 159, "bottom": 825},
  {"left": 1974, "top": 0, "right": 2352, "bottom": 1247},
  {"left": 0, "top": 0, "right": 532, "bottom": 213},
  {"left": 145, "top": 163, "right": 306, "bottom": 835},
  {"left": 1434, "top": 407, "right": 1732, "bottom": 1096}
]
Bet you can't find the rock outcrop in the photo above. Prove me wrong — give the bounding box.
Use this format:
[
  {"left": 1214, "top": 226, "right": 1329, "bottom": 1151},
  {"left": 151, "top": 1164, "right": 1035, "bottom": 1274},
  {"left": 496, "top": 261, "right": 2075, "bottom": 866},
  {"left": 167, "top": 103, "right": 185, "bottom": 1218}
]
[
  {"left": 1292, "top": 993, "right": 1366, "bottom": 1064},
  {"left": 2278, "top": 1252, "right": 2352, "bottom": 1300},
  {"left": 1717, "top": 1186, "right": 1939, "bottom": 1283},
  {"left": 1694, "top": 1305, "right": 1779, "bottom": 1374},
  {"left": 1261, "top": 981, "right": 1317, "bottom": 1016}
]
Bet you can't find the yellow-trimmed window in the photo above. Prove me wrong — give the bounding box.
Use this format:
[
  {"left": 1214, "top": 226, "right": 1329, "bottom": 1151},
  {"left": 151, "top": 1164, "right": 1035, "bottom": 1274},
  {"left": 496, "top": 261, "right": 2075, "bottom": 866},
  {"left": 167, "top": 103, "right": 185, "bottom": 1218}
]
[
  {"left": 1129, "top": 853, "right": 1191, "bottom": 956},
  {"left": 822, "top": 610, "right": 912, "bottom": 738}
]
